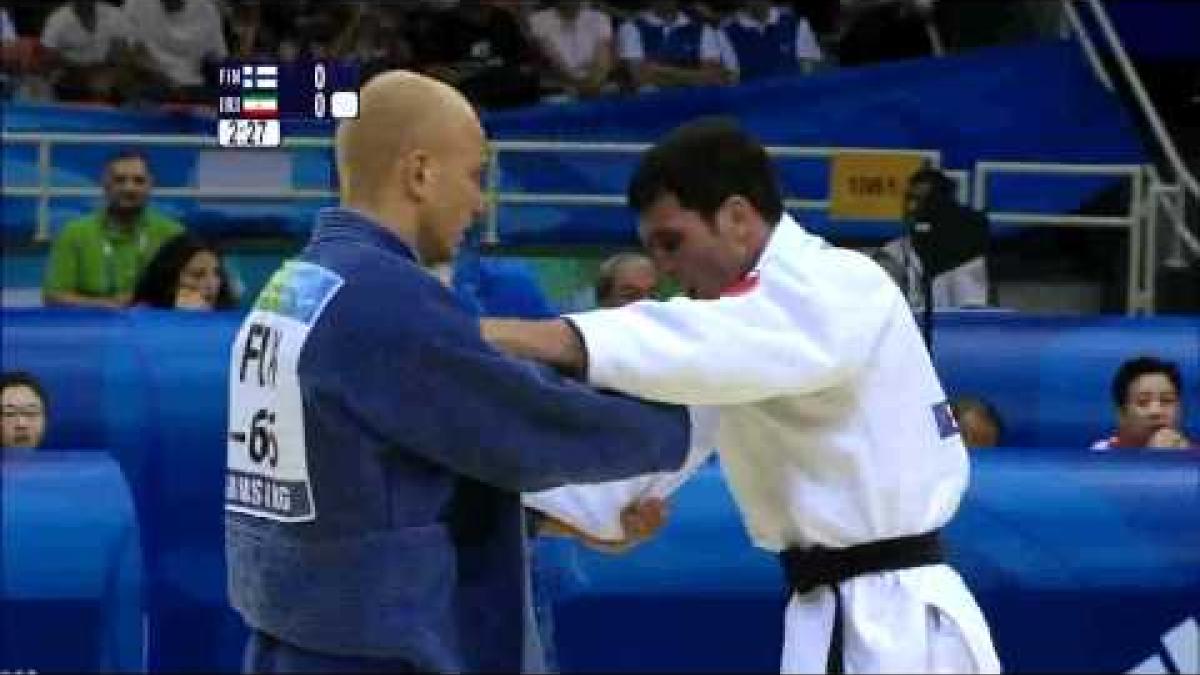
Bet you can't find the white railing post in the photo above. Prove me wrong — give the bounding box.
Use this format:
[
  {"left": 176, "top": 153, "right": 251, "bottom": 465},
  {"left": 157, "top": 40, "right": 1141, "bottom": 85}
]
[
  {"left": 1164, "top": 187, "right": 1187, "bottom": 268},
  {"left": 1126, "top": 173, "right": 1143, "bottom": 316},
  {"left": 1060, "top": 0, "right": 1114, "bottom": 91},
  {"left": 484, "top": 146, "right": 501, "bottom": 245},
  {"left": 35, "top": 140, "right": 52, "bottom": 242},
  {"left": 972, "top": 160, "right": 1147, "bottom": 314}
]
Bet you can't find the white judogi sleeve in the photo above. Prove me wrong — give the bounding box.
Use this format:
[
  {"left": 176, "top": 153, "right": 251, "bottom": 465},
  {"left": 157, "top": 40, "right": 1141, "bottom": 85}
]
[
  {"left": 564, "top": 247, "right": 896, "bottom": 406},
  {"left": 522, "top": 406, "right": 719, "bottom": 541}
]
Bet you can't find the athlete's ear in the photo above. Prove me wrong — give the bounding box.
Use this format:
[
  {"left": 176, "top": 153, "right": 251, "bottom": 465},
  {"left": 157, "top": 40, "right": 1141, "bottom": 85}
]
[
  {"left": 403, "top": 149, "right": 434, "bottom": 201},
  {"left": 715, "top": 195, "right": 756, "bottom": 243}
]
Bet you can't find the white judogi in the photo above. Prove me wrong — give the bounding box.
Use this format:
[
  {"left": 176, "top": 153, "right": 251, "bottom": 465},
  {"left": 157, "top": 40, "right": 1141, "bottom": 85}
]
[{"left": 525, "top": 215, "right": 1000, "bottom": 674}]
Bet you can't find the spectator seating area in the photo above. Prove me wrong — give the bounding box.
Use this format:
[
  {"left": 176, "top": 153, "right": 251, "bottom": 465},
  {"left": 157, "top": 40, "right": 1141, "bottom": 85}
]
[
  {"left": 2, "top": 308, "right": 1197, "bottom": 672},
  {"left": 2, "top": 39, "right": 1146, "bottom": 250}
]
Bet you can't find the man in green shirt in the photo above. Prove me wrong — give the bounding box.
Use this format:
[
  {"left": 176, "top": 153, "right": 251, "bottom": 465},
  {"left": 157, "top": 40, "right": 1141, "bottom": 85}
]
[{"left": 43, "top": 150, "right": 185, "bottom": 308}]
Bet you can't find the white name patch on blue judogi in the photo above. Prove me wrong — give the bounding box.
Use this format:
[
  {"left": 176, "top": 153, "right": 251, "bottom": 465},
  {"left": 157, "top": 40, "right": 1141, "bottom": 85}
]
[{"left": 226, "top": 261, "right": 343, "bottom": 522}]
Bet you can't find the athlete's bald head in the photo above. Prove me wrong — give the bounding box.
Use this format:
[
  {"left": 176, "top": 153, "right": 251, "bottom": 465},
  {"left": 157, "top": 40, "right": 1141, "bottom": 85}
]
[
  {"left": 336, "top": 70, "right": 477, "bottom": 205},
  {"left": 334, "top": 70, "right": 488, "bottom": 264}
]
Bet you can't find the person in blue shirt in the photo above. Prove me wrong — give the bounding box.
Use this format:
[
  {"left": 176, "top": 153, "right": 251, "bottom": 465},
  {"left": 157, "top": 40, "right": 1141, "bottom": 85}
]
[
  {"left": 719, "top": 1, "right": 823, "bottom": 81},
  {"left": 616, "top": 0, "right": 733, "bottom": 91},
  {"left": 224, "top": 70, "right": 700, "bottom": 674}
]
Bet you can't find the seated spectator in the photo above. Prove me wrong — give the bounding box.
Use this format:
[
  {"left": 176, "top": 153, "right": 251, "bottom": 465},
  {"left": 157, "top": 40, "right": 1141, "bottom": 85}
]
[
  {"left": 1093, "top": 356, "right": 1194, "bottom": 451},
  {"left": 837, "top": 0, "right": 938, "bottom": 67},
  {"left": 2, "top": 371, "right": 48, "bottom": 451},
  {"left": 0, "top": 2, "right": 17, "bottom": 98},
  {"left": 43, "top": 150, "right": 185, "bottom": 308},
  {"left": 874, "top": 165, "right": 990, "bottom": 309},
  {"left": 950, "top": 395, "right": 1003, "bottom": 449},
  {"left": 334, "top": 4, "right": 417, "bottom": 81},
  {"left": 720, "top": 0, "right": 823, "bottom": 81},
  {"left": 529, "top": 0, "right": 615, "bottom": 101},
  {"left": 595, "top": 252, "right": 659, "bottom": 307},
  {"left": 0, "top": 3, "right": 13, "bottom": 42},
  {"left": 38, "top": 0, "right": 153, "bottom": 103},
  {"left": 293, "top": 0, "right": 361, "bottom": 60},
  {"left": 617, "top": 0, "right": 734, "bottom": 92},
  {"left": 132, "top": 233, "right": 238, "bottom": 310},
  {"left": 223, "top": 0, "right": 276, "bottom": 59},
  {"left": 123, "top": 0, "right": 227, "bottom": 102},
  {"left": 412, "top": 1, "right": 541, "bottom": 109}
]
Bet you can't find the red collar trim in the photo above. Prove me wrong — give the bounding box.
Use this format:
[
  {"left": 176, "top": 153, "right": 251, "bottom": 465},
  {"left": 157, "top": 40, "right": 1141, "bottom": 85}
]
[{"left": 720, "top": 270, "right": 760, "bottom": 297}]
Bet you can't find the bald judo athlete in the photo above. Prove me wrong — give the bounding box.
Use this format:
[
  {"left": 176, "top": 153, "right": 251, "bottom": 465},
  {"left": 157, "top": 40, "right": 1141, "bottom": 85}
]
[
  {"left": 224, "top": 71, "right": 706, "bottom": 673},
  {"left": 486, "top": 118, "right": 1001, "bottom": 674}
]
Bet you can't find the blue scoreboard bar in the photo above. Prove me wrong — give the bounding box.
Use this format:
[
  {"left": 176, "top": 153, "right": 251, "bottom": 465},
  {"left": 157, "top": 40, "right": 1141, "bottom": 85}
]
[{"left": 216, "top": 60, "right": 360, "bottom": 148}]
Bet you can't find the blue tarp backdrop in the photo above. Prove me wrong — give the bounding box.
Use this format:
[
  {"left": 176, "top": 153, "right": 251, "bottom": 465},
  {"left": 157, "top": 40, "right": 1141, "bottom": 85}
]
[
  {"left": 2, "top": 40, "right": 1144, "bottom": 244},
  {"left": 2, "top": 310, "right": 1197, "bottom": 672}
]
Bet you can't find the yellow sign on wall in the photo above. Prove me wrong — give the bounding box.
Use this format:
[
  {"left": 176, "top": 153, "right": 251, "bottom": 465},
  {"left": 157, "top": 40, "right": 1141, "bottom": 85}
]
[{"left": 829, "top": 153, "right": 926, "bottom": 220}]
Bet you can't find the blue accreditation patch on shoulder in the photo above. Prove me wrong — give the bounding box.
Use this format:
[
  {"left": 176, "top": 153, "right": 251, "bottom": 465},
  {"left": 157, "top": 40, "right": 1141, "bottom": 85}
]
[
  {"left": 254, "top": 260, "right": 344, "bottom": 325},
  {"left": 933, "top": 401, "right": 960, "bottom": 439}
]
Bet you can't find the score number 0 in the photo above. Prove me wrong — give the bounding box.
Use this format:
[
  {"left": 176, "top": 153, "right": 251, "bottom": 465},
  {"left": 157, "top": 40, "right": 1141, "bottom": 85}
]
[
  {"left": 314, "top": 63, "right": 327, "bottom": 118},
  {"left": 311, "top": 63, "right": 357, "bottom": 119}
]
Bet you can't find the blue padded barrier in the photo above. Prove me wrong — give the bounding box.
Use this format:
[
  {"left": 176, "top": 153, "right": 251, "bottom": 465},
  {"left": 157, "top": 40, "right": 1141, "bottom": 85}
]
[
  {"left": 126, "top": 309, "right": 247, "bottom": 672},
  {"left": 929, "top": 313, "right": 1200, "bottom": 448},
  {"left": 1, "top": 309, "right": 248, "bottom": 673},
  {"left": 553, "top": 452, "right": 1200, "bottom": 673},
  {"left": 1, "top": 309, "right": 1196, "bottom": 672},
  {"left": 1, "top": 451, "right": 145, "bottom": 672},
  {"left": 0, "top": 310, "right": 155, "bottom": 463}
]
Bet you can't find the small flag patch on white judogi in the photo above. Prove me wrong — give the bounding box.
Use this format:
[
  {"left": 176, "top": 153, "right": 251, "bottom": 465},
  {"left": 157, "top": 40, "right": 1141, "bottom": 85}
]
[{"left": 933, "top": 401, "right": 959, "bottom": 439}]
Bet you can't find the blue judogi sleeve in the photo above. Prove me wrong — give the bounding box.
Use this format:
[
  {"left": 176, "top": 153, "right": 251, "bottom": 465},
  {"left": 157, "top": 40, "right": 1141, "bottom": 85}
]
[{"left": 300, "top": 264, "right": 692, "bottom": 494}]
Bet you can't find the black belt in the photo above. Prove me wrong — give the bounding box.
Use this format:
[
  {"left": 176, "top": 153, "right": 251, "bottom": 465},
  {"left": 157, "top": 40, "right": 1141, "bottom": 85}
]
[{"left": 779, "top": 530, "right": 944, "bottom": 674}]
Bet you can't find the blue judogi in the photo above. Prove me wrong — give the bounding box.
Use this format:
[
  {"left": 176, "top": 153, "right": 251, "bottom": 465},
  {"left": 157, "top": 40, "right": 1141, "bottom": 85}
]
[{"left": 225, "top": 208, "right": 691, "bottom": 673}]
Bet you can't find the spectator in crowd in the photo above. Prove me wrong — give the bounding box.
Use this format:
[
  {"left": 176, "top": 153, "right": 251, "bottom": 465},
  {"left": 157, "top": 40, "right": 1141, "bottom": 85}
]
[
  {"left": 720, "top": 0, "right": 823, "bottom": 81},
  {"left": 950, "top": 395, "right": 1003, "bottom": 449},
  {"left": 131, "top": 233, "right": 238, "bottom": 310},
  {"left": 38, "top": 0, "right": 153, "bottom": 102},
  {"left": 787, "top": 0, "right": 840, "bottom": 37},
  {"left": 333, "top": 3, "right": 417, "bottom": 81},
  {"left": 291, "top": 0, "right": 360, "bottom": 61},
  {"left": 837, "top": 0, "right": 939, "bottom": 67},
  {"left": 595, "top": 251, "right": 659, "bottom": 307},
  {"left": 617, "top": 0, "right": 734, "bottom": 92},
  {"left": 875, "top": 165, "right": 990, "bottom": 309},
  {"left": 43, "top": 150, "right": 184, "bottom": 308},
  {"left": 123, "top": 0, "right": 227, "bottom": 102},
  {"left": 0, "top": 2, "right": 18, "bottom": 98},
  {"left": 413, "top": 1, "right": 542, "bottom": 109},
  {"left": 0, "top": 2, "right": 13, "bottom": 41},
  {"left": 1093, "top": 356, "right": 1194, "bottom": 451},
  {"left": 2, "top": 371, "right": 48, "bottom": 451},
  {"left": 528, "top": 0, "right": 615, "bottom": 101},
  {"left": 221, "top": 0, "right": 274, "bottom": 59}
]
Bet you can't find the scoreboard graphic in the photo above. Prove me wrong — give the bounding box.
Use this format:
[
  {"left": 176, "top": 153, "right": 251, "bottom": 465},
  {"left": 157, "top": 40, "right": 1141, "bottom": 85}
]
[{"left": 216, "top": 61, "right": 360, "bottom": 148}]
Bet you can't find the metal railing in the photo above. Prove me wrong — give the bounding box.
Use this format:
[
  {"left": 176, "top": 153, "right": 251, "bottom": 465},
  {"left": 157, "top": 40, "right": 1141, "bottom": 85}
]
[
  {"left": 2, "top": 132, "right": 1154, "bottom": 312},
  {"left": 1, "top": 132, "right": 337, "bottom": 241},
  {"left": 2, "top": 131, "right": 941, "bottom": 244},
  {"left": 1062, "top": 0, "right": 1200, "bottom": 273},
  {"left": 481, "top": 142, "right": 942, "bottom": 244},
  {"left": 973, "top": 161, "right": 1148, "bottom": 314}
]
